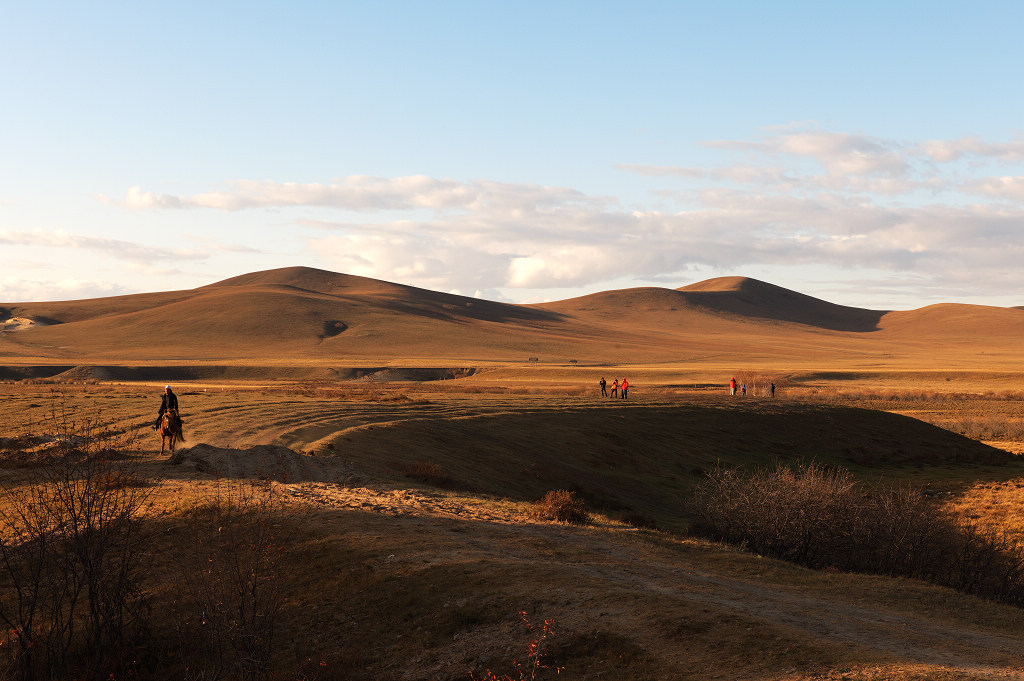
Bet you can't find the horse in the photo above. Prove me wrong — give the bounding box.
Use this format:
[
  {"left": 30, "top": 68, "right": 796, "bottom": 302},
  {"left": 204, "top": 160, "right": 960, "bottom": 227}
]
[{"left": 158, "top": 408, "right": 185, "bottom": 454}]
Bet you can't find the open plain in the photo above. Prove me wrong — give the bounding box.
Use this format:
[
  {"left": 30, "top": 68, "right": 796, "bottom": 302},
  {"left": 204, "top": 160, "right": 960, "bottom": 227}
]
[{"left": 2, "top": 267, "right": 1024, "bottom": 680}]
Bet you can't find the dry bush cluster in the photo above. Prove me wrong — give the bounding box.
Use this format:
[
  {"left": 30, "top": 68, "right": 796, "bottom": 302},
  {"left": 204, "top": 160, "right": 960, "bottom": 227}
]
[
  {"left": 949, "top": 416, "right": 1024, "bottom": 441},
  {"left": 0, "top": 403, "right": 286, "bottom": 681},
  {"left": 0, "top": 451, "right": 151, "bottom": 680},
  {"left": 690, "top": 463, "right": 1024, "bottom": 607},
  {"left": 532, "top": 490, "right": 591, "bottom": 525},
  {"left": 171, "top": 483, "right": 284, "bottom": 681}
]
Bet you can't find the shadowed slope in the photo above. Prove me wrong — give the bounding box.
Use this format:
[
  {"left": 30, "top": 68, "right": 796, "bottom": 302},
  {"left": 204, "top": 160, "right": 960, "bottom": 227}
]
[{"left": 677, "top": 276, "right": 888, "bottom": 332}]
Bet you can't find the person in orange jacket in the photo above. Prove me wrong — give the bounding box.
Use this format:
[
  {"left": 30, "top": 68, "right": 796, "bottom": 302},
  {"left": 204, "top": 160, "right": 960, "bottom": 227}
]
[
  {"left": 621, "top": 378, "right": 629, "bottom": 399},
  {"left": 609, "top": 378, "right": 619, "bottom": 398}
]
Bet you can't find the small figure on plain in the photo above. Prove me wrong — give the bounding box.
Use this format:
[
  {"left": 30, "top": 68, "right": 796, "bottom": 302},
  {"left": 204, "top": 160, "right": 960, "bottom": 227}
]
[
  {"left": 610, "top": 378, "right": 619, "bottom": 399},
  {"left": 600, "top": 377, "right": 607, "bottom": 397},
  {"left": 741, "top": 383, "right": 747, "bottom": 396},
  {"left": 154, "top": 384, "right": 179, "bottom": 429},
  {"left": 770, "top": 382, "right": 776, "bottom": 398},
  {"left": 730, "top": 377, "right": 737, "bottom": 396},
  {"left": 621, "top": 378, "right": 629, "bottom": 399}
]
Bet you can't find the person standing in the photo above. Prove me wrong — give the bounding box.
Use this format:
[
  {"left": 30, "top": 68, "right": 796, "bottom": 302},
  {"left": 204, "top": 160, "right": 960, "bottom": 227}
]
[
  {"left": 610, "top": 378, "right": 619, "bottom": 398},
  {"left": 621, "top": 378, "right": 629, "bottom": 399},
  {"left": 770, "top": 382, "right": 776, "bottom": 398},
  {"left": 599, "top": 377, "right": 607, "bottom": 397},
  {"left": 730, "top": 377, "right": 737, "bottom": 396},
  {"left": 741, "top": 383, "right": 747, "bottom": 396}
]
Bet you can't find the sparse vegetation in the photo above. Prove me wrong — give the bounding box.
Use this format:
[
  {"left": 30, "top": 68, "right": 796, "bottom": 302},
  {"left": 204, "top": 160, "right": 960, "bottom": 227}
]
[
  {"left": 471, "top": 612, "right": 563, "bottom": 681},
  {"left": 690, "top": 462, "right": 1024, "bottom": 607},
  {"left": 400, "top": 459, "right": 457, "bottom": 488},
  {"left": 0, "top": 445, "right": 152, "bottom": 680},
  {"left": 2, "top": 379, "right": 1024, "bottom": 679},
  {"left": 171, "top": 482, "right": 285, "bottom": 681}
]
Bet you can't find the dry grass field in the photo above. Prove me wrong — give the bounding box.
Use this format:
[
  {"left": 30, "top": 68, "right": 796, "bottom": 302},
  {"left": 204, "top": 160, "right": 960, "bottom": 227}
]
[{"left": 2, "top": 267, "right": 1024, "bottom": 680}]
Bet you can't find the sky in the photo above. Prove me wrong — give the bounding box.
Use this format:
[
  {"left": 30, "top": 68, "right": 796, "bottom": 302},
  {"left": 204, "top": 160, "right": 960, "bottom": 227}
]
[{"left": 3, "top": 1, "right": 1024, "bottom": 311}]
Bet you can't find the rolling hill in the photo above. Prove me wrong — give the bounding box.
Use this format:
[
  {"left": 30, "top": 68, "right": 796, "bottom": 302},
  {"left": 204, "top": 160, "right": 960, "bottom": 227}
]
[{"left": 1, "top": 266, "right": 1024, "bottom": 373}]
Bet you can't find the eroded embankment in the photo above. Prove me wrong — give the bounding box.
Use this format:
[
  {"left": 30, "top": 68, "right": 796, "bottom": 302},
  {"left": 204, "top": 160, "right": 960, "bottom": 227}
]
[{"left": 0, "top": 364, "right": 477, "bottom": 382}]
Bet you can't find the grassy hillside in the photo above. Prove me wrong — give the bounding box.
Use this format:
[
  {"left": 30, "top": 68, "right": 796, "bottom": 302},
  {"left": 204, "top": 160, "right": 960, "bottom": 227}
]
[{"left": 4, "top": 266, "right": 1024, "bottom": 370}]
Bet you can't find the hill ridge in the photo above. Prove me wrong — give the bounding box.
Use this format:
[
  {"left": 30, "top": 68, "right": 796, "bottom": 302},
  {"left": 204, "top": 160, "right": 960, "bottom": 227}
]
[{"left": 3, "top": 267, "right": 1024, "bottom": 365}]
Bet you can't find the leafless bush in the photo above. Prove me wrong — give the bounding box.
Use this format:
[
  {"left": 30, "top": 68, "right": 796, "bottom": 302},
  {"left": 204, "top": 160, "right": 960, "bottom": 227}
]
[
  {"left": 532, "top": 490, "right": 591, "bottom": 525},
  {"left": 0, "top": 449, "right": 152, "bottom": 680},
  {"left": 690, "top": 463, "right": 1024, "bottom": 606},
  {"left": 172, "top": 482, "right": 285, "bottom": 681}
]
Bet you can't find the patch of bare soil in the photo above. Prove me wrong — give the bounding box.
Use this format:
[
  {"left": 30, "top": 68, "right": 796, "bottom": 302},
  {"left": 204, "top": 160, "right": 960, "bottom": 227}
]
[
  {"left": 165, "top": 442, "right": 358, "bottom": 485},
  {"left": 0, "top": 434, "right": 93, "bottom": 468}
]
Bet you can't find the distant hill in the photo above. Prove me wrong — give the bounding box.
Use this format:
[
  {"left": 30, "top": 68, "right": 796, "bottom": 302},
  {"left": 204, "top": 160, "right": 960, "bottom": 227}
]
[
  {"left": 675, "top": 276, "right": 887, "bottom": 332},
  {"left": 2, "top": 266, "right": 1024, "bottom": 368}
]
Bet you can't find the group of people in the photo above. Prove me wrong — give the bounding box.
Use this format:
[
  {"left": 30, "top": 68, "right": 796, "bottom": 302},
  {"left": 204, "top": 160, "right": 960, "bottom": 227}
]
[
  {"left": 729, "top": 377, "right": 775, "bottom": 397},
  {"left": 599, "top": 377, "right": 630, "bottom": 399}
]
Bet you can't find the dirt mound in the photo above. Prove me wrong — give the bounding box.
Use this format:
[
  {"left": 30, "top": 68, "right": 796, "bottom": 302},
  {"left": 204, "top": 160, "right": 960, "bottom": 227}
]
[{"left": 165, "top": 443, "right": 355, "bottom": 483}]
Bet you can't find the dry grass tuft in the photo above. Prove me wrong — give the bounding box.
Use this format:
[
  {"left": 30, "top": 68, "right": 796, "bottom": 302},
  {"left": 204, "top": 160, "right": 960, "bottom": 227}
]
[
  {"left": 532, "top": 490, "right": 591, "bottom": 525},
  {"left": 400, "top": 460, "right": 457, "bottom": 488}
]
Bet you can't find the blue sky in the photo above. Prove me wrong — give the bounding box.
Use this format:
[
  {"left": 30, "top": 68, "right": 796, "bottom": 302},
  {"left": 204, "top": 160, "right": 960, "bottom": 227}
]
[{"left": 3, "top": 1, "right": 1024, "bottom": 310}]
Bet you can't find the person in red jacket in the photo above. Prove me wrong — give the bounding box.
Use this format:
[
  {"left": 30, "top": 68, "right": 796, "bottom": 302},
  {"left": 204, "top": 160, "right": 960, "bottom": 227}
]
[
  {"left": 729, "top": 377, "right": 737, "bottom": 396},
  {"left": 621, "top": 378, "right": 629, "bottom": 399}
]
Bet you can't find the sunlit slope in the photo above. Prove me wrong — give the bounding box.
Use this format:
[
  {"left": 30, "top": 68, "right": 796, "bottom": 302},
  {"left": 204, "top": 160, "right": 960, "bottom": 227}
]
[
  {"left": 2, "top": 267, "right": 1024, "bottom": 367},
  {"left": 0, "top": 267, "right": 591, "bottom": 361}
]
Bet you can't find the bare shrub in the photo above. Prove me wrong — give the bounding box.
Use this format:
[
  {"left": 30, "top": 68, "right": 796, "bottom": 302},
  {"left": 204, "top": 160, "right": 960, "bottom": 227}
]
[
  {"left": 690, "top": 462, "right": 1024, "bottom": 607},
  {"left": 172, "top": 482, "right": 285, "bottom": 681},
  {"left": 0, "top": 449, "right": 152, "bottom": 680},
  {"left": 532, "top": 491, "right": 591, "bottom": 525},
  {"left": 471, "top": 611, "right": 563, "bottom": 681}
]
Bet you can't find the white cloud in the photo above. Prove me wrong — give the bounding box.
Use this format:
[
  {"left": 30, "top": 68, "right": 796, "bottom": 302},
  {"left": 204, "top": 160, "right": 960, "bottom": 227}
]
[
  {"left": 707, "top": 129, "right": 911, "bottom": 180},
  {"left": 101, "top": 127, "right": 1024, "bottom": 306},
  {"left": 113, "top": 177, "right": 606, "bottom": 216},
  {"left": 962, "top": 176, "right": 1024, "bottom": 201},
  {"left": 0, "top": 277, "right": 131, "bottom": 303},
  {"left": 920, "top": 136, "right": 1024, "bottom": 163},
  {"left": 0, "top": 229, "right": 205, "bottom": 263}
]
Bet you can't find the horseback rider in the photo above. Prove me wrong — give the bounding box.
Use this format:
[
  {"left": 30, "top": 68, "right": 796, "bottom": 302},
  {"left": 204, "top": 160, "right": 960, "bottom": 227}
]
[{"left": 153, "top": 385, "right": 180, "bottom": 429}]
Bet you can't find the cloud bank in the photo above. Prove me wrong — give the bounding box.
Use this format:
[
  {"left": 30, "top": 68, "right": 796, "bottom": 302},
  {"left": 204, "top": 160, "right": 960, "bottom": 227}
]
[{"left": 92, "top": 127, "right": 1024, "bottom": 306}]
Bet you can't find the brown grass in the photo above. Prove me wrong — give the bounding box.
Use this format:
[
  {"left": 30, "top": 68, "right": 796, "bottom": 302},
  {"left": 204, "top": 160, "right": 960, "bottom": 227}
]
[{"left": 1, "top": 369, "right": 1024, "bottom": 679}]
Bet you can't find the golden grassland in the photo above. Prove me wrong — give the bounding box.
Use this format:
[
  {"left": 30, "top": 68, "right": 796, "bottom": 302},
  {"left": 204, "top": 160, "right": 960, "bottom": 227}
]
[
  {"left": 1, "top": 372, "right": 1024, "bottom": 680},
  {"left": 3, "top": 268, "right": 1024, "bottom": 677}
]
